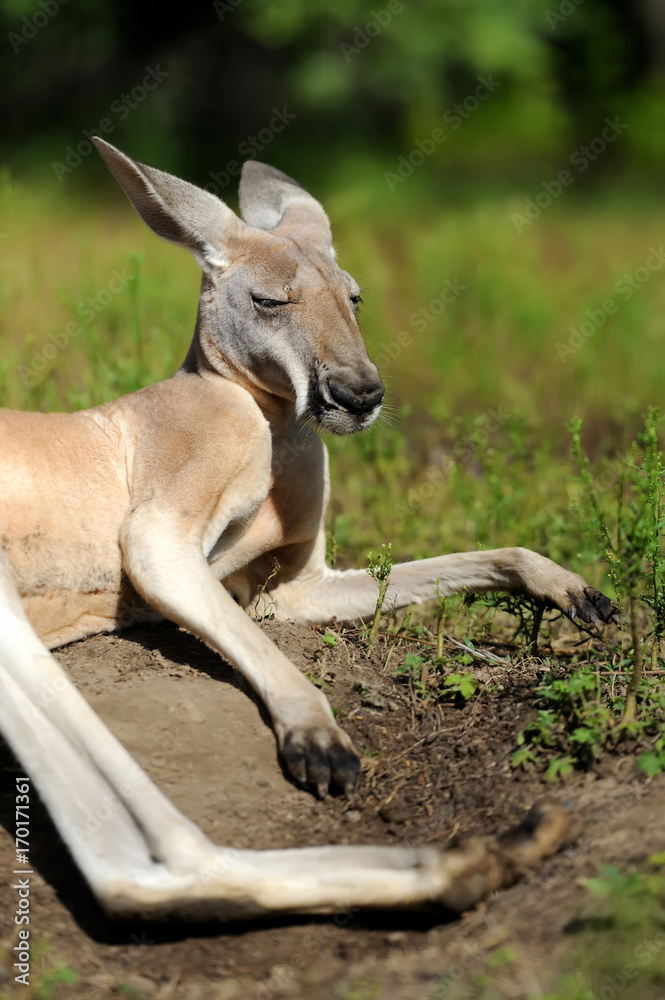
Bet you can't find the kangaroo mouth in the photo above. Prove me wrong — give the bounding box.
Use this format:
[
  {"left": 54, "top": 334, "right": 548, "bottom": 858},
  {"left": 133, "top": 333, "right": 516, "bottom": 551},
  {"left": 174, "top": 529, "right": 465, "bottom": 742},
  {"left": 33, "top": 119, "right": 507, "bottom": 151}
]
[{"left": 306, "top": 371, "right": 384, "bottom": 436}]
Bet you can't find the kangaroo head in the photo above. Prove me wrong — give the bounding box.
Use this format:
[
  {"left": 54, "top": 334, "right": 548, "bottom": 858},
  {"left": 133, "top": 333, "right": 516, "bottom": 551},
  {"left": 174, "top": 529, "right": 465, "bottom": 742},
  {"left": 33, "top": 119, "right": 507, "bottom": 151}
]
[{"left": 93, "top": 139, "right": 384, "bottom": 435}]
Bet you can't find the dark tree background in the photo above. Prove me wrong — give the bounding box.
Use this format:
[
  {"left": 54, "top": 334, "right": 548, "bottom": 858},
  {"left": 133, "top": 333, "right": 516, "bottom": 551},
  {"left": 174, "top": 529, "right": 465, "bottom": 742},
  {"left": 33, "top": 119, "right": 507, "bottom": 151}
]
[{"left": 0, "top": 0, "right": 664, "bottom": 190}]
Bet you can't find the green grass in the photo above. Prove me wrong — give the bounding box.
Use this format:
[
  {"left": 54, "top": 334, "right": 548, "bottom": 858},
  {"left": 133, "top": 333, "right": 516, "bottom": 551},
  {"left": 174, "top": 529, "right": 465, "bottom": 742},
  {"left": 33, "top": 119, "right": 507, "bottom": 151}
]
[
  {"left": 0, "top": 935, "right": 77, "bottom": 1000},
  {"left": 3, "top": 174, "right": 665, "bottom": 994},
  {"left": 431, "top": 861, "right": 665, "bottom": 1000},
  {"left": 2, "top": 171, "right": 665, "bottom": 683},
  {"left": 4, "top": 176, "right": 665, "bottom": 435},
  {"left": 3, "top": 169, "right": 665, "bottom": 709},
  {"left": 334, "top": 859, "right": 665, "bottom": 999}
]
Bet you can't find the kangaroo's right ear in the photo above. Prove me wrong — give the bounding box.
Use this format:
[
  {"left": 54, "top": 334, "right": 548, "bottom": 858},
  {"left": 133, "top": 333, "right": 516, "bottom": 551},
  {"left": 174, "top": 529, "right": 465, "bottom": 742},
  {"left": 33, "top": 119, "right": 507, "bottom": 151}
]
[
  {"left": 93, "top": 138, "right": 246, "bottom": 272},
  {"left": 239, "top": 161, "right": 332, "bottom": 248}
]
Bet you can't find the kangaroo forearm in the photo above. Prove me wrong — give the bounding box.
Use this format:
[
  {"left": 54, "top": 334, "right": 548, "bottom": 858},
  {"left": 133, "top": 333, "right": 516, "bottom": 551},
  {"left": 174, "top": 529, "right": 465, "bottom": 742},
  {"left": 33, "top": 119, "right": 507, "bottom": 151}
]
[{"left": 269, "top": 548, "right": 529, "bottom": 625}]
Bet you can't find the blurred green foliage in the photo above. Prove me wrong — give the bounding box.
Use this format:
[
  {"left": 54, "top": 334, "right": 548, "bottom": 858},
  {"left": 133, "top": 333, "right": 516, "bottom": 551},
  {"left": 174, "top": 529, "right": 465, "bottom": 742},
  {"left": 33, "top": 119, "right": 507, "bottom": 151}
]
[
  {"left": 2, "top": 176, "right": 665, "bottom": 575},
  {"left": 2, "top": 0, "right": 665, "bottom": 573},
  {"left": 0, "top": 0, "right": 664, "bottom": 189}
]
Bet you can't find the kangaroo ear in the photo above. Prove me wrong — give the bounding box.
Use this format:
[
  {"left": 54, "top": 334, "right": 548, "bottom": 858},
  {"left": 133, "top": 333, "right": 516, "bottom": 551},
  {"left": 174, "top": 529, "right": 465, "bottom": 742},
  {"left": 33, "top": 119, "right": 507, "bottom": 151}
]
[
  {"left": 239, "top": 162, "right": 332, "bottom": 247},
  {"left": 93, "top": 138, "right": 246, "bottom": 272}
]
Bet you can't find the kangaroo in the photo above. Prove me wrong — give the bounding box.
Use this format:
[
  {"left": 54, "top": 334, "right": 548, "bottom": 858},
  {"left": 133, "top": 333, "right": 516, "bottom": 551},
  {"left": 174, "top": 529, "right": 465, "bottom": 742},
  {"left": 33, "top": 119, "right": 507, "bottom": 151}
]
[{"left": 0, "top": 139, "right": 617, "bottom": 921}]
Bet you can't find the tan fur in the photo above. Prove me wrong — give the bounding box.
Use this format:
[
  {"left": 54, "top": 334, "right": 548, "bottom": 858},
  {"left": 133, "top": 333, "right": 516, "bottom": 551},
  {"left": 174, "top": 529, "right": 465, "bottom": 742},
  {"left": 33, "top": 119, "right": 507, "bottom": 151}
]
[{"left": 0, "top": 141, "right": 615, "bottom": 921}]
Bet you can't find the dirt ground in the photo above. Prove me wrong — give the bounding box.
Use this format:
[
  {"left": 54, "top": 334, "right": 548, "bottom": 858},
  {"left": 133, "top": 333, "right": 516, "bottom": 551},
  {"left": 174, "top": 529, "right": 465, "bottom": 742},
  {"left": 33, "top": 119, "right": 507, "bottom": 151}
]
[{"left": 1, "top": 618, "right": 663, "bottom": 1000}]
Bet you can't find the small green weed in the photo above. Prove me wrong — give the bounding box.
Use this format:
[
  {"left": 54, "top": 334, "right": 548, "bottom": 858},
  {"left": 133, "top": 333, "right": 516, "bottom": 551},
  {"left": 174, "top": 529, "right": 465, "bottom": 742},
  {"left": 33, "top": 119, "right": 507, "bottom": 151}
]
[
  {"left": 443, "top": 671, "right": 479, "bottom": 701},
  {"left": 571, "top": 409, "right": 665, "bottom": 722},
  {"left": 512, "top": 669, "right": 614, "bottom": 777},
  {"left": 34, "top": 966, "right": 77, "bottom": 1000},
  {"left": 366, "top": 543, "right": 393, "bottom": 648},
  {"left": 395, "top": 649, "right": 479, "bottom": 704},
  {"left": 395, "top": 651, "right": 428, "bottom": 698},
  {"left": 253, "top": 557, "right": 281, "bottom": 623},
  {"left": 512, "top": 666, "right": 665, "bottom": 779}
]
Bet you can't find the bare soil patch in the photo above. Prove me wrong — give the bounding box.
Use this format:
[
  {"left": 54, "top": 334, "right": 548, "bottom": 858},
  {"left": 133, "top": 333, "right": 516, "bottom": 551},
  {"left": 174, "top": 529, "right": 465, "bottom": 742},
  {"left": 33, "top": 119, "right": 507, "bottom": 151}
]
[{"left": 1, "top": 620, "right": 663, "bottom": 999}]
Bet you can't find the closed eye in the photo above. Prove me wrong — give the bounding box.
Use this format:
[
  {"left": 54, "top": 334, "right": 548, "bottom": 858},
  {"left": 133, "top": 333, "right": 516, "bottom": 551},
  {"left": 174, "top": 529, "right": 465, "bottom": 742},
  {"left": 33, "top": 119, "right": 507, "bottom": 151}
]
[{"left": 251, "top": 295, "right": 289, "bottom": 309}]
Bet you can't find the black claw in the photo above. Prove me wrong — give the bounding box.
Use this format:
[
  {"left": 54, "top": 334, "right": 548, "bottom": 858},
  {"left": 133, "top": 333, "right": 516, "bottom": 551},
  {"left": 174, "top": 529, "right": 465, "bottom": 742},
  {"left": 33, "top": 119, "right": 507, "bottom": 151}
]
[
  {"left": 282, "top": 735, "right": 308, "bottom": 785},
  {"left": 307, "top": 761, "right": 333, "bottom": 799},
  {"left": 344, "top": 778, "right": 360, "bottom": 799},
  {"left": 329, "top": 745, "right": 361, "bottom": 797},
  {"left": 337, "top": 768, "right": 361, "bottom": 800},
  {"left": 342, "top": 767, "right": 361, "bottom": 799},
  {"left": 566, "top": 586, "right": 619, "bottom": 628},
  {"left": 584, "top": 587, "right": 619, "bottom": 624},
  {"left": 281, "top": 730, "right": 361, "bottom": 798}
]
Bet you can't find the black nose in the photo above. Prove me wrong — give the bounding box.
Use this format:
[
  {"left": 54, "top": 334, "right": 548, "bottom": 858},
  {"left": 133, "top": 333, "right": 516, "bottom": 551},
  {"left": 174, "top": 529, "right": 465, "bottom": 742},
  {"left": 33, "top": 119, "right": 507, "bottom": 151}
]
[{"left": 327, "top": 379, "right": 385, "bottom": 415}]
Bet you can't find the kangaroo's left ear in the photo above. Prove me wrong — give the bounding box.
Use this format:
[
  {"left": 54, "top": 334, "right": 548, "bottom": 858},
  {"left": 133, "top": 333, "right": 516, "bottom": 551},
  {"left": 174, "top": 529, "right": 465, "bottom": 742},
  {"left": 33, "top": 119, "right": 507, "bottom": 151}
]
[
  {"left": 239, "top": 162, "right": 332, "bottom": 248},
  {"left": 93, "top": 138, "right": 248, "bottom": 273}
]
